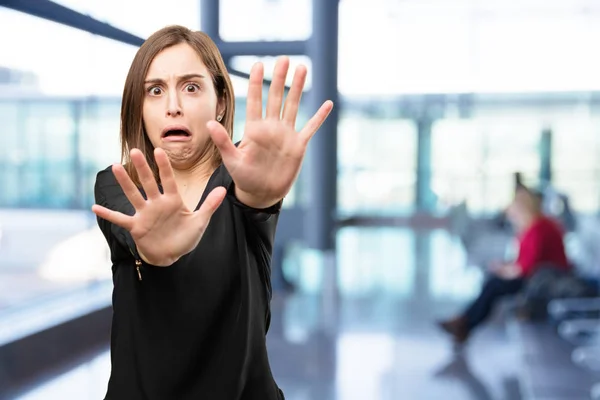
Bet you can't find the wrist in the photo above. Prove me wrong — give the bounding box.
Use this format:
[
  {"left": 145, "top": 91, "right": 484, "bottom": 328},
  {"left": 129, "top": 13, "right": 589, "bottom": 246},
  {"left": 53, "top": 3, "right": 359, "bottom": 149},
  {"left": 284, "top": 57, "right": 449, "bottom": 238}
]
[
  {"left": 234, "top": 186, "right": 281, "bottom": 210},
  {"left": 137, "top": 248, "right": 178, "bottom": 267}
]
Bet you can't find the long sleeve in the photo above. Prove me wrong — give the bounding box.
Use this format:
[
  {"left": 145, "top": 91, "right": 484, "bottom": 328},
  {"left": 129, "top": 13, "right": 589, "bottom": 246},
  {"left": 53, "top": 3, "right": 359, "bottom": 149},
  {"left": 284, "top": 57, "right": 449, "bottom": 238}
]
[
  {"left": 94, "top": 166, "right": 139, "bottom": 262},
  {"left": 225, "top": 178, "right": 281, "bottom": 256},
  {"left": 220, "top": 167, "right": 282, "bottom": 309}
]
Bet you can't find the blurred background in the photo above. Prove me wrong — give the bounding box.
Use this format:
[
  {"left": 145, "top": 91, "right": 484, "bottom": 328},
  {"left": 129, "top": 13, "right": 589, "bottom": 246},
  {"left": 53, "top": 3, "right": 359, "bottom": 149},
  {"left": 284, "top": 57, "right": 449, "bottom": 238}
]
[{"left": 2, "top": 0, "right": 600, "bottom": 399}]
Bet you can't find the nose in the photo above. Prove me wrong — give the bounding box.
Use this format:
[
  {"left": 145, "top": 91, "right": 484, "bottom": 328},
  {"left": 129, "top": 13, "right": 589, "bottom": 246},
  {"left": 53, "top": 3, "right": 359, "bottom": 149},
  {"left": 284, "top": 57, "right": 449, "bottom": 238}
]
[{"left": 166, "top": 90, "right": 182, "bottom": 117}]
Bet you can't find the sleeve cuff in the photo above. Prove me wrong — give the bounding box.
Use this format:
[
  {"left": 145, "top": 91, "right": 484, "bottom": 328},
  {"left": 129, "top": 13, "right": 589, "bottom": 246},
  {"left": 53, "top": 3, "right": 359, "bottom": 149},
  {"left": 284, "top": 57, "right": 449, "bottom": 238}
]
[{"left": 226, "top": 181, "right": 282, "bottom": 215}]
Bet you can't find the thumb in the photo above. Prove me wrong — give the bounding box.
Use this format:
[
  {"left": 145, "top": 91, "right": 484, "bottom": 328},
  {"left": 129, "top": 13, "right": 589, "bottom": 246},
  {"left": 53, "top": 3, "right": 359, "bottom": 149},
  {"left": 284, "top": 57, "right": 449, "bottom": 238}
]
[{"left": 194, "top": 186, "right": 227, "bottom": 225}]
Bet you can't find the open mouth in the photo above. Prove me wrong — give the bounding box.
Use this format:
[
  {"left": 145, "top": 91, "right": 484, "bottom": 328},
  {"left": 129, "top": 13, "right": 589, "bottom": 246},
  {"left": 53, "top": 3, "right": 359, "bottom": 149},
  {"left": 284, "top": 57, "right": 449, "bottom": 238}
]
[
  {"left": 161, "top": 125, "right": 192, "bottom": 140},
  {"left": 162, "top": 129, "right": 191, "bottom": 138}
]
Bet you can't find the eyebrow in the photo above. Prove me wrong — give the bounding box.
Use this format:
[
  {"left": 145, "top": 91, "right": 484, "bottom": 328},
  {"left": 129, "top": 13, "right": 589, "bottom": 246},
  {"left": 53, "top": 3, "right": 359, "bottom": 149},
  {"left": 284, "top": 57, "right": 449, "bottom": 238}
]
[{"left": 144, "top": 73, "right": 206, "bottom": 85}]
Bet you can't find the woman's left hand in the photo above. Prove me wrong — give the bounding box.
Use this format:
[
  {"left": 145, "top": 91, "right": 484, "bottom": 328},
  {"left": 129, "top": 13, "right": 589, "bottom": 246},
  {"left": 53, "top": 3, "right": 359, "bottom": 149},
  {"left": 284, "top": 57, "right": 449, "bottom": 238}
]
[
  {"left": 207, "top": 56, "right": 333, "bottom": 209},
  {"left": 493, "top": 263, "right": 522, "bottom": 280}
]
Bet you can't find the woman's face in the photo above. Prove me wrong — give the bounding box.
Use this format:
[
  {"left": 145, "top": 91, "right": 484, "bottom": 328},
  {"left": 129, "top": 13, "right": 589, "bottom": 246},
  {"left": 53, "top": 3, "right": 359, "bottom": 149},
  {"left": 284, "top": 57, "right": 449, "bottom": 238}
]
[
  {"left": 142, "top": 42, "right": 224, "bottom": 169},
  {"left": 506, "top": 199, "right": 525, "bottom": 228},
  {"left": 506, "top": 190, "right": 537, "bottom": 229}
]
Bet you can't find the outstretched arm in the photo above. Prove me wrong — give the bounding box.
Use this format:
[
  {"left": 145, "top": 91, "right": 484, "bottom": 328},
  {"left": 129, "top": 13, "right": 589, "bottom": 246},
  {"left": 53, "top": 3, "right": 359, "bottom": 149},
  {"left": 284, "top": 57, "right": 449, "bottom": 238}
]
[
  {"left": 92, "top": 148, "right": 226, "bottom": 267},
  {"left": 207, "top": 56, "right": 333, "bottom": 210},
  {"left": 94, "top": 168, "right": 138, "bottom": 260}
]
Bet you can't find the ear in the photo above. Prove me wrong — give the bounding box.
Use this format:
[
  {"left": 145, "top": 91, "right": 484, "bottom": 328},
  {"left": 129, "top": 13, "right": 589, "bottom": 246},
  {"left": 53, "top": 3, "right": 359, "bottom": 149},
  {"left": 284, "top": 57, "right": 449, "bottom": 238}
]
[{"left": 216, "top": 92, "right": 227, "bottom": 120}]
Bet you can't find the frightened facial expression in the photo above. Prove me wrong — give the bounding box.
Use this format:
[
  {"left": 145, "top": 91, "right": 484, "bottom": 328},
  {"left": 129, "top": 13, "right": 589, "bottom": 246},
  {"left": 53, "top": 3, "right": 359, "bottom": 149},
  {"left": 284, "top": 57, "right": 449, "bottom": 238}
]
[{"left": 143, "top": 42, "right": 224, "bottom": 167}]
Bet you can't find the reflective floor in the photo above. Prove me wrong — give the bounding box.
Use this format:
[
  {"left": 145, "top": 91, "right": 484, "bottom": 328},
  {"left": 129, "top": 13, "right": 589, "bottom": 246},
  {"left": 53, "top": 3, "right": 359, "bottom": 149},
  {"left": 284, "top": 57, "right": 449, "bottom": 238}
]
[{"left": 12, "top": 228, "right": 526, "bottom": 400}]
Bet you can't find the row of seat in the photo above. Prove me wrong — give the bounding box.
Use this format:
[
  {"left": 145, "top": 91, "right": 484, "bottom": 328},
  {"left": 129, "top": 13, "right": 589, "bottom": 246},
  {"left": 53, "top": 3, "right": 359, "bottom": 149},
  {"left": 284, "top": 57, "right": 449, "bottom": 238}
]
[
  {"left": 448, "top": 183, "right": 600, "bottom": 399},
  {"left": 545, "top": 297, "right": 600, "bottom": 399}
]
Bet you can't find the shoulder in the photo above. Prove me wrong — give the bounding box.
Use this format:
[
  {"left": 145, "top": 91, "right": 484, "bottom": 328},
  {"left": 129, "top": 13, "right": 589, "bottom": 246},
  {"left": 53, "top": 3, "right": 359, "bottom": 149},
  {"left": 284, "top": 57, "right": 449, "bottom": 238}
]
[
  {"left": 211, "top": 163, "right": 234, "bottom": 189},
  {"left": 95, "top": 165, "right": 118, "bottom": 187},
  {"left": 541, "top": 216, "right": 565, "bottom": 237},
  {"left": 526, "top": 216, "right": 563, "bottom": 241},
  {"left": 94, "top": 165, "right": 125, "bottom": 205}
]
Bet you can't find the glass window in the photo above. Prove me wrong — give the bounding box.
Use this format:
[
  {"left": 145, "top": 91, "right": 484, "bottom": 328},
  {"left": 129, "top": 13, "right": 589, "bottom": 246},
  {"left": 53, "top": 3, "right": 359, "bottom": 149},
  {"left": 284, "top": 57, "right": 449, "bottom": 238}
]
[
  {"left": 339, "top": 3, "right": 472, "bottom": 96},
  {"left": 229, "top": 55, "right": 313, "bottom": 93},
  {"left": 551, "top": 116, "right": 600, "bottom": 213},
  {"left": 54, "top": 0, "right": 201, "bottom": 38},
  {"left": 0, "top": 7, "right": 138, "bottom": 97},
  {"left": 0, "top": 8, "right": 140, "bottom": 330},
  {"left": 0, "top": 100, "right": 82, "bottom": 209},
  {"left": 338, "top": 1, "right": 600, "bottom": 96},
  {"left": 472, "top": 11, "right": 600, "bottom": 93},
  {"left": 219, "top": 0, "right": 312, "bottom": 41},
  {"left": 431, "top": 116, "right": 541, "bottom": 215},
  {"left": 21, "top": 102, "right": 78, "bottom": 208},
  {"left": 336, "top": 227, "right": 415, "bottom": 298},
  {"left": 80, "top": 99, "right": 123, "bottom": 208},
  {"left": 0, "top": 102, "right": 21, "bottom": 207},
  {"left": 337, "top": 112, "right": 417, "bottom": 217},
  {"left": 431, "top": 119, "right": 487, "bottom": 212}
]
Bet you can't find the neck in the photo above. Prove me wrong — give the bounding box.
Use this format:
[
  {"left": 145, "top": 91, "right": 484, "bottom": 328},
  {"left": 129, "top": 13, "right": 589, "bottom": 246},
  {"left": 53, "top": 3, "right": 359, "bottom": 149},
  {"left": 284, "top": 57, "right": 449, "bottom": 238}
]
[
  {"left": 519, "top": 212, "right": 541, "bottom": 232},
  {"left": 172, "top": 159, "right": 216, "bottom": 191}
]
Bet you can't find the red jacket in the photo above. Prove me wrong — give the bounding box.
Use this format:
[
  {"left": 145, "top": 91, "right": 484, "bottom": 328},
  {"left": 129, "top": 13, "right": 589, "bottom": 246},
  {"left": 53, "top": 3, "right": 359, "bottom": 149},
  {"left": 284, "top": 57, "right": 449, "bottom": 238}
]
[{"left": 516, "top": 216, "right": 569, "bottom": 277}]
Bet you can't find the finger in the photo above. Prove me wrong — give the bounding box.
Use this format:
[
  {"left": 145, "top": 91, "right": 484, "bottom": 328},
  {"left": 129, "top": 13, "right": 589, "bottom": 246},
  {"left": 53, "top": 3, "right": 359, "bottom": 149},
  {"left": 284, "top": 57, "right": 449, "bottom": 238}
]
[
  {"left": 130, "top": 149, "right": 161, "bottom": 200},
  {"left": 207, "top": 121, "right": 239, "bottom": 169},
  {"left": 246, "top": 62, "right": 264, "bottom": 121},
  {"left": 112, "top": 163, "right": 146, "bottom": 210},
  {"left": 298, "top": 100, "right": 334, "bottom": 143},
  {"left": 266, "top": 56, "right": 290, "bottom": 120},
  {"left": 92, "top": 204, "right": 134, "bottom": 231},
  {"left": 193, "top": 186, "right": 227, "bottom": 226},
  {"left": 282, "top": 64, "right": 307, "bottom": 127},
  {"left": 155, "top": 148, "right": 177, "bottom": 195}
]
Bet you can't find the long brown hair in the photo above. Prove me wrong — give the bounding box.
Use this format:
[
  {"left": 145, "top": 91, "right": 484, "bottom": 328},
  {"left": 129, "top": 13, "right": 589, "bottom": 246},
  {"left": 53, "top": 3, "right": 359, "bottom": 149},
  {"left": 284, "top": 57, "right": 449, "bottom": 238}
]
[{"left": 120, "top": 25, "right": 235, "bottom": 186}]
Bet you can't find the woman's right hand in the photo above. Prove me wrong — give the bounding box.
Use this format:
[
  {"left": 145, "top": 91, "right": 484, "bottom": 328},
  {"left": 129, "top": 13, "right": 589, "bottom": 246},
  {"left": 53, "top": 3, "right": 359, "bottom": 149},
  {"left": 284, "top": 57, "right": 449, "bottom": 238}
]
[{"left": 92, "top": 147, "right": 226, "bottom": 266}]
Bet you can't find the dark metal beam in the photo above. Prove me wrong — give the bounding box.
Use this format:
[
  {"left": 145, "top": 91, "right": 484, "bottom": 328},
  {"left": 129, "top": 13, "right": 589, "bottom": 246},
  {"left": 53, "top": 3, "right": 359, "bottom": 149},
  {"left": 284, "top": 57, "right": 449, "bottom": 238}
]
[
  {"left": 200, "top": 0, "right": 219, "bottom": 40},
  {"left": 223, "top": 66, "right": 267, "bottom": 83},
  {"left": 225, "top": 67, "right": 252, "bottom": 82},
  {"left": 0, "top": 0, "right": 144, "bottom": 46},
  {"left": 303, "top": 0, "right": 339, "bottom": 251},
  {"left": 199, "top": 0, "right": 306, "bottom": 58},
  {"left": 0, "top": 0, "right": 301, "bottom": 85},
  {"left": 218, "top": 40, "right": 307, "bottom": 58},
  {"left": 415, "top": 117, "right": 434, "bottom": 212},
  {"left": 540, "top": 127, "right": 553, "bottom": 185}
]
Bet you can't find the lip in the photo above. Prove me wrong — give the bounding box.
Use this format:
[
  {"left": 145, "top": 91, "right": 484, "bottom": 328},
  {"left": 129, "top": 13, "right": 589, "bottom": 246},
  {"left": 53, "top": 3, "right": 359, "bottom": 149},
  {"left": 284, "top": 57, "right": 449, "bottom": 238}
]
[{"left": 161, "top": 125, "right": 192, "bottom": 142}]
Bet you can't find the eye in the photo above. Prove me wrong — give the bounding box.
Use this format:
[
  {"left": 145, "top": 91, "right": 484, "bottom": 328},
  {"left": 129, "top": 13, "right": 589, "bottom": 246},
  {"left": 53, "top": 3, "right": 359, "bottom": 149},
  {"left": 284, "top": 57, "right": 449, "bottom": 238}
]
[
  {"left": 148, "top": 86, "right": 162, "bottom": 96},
  {"left": 185, "top": 83, "right": 200, "bottom": 93}
]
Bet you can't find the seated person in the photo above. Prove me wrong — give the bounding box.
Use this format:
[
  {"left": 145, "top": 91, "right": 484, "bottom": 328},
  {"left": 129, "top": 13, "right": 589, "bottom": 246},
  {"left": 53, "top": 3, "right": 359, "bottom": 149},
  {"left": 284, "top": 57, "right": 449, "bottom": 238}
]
[{"left": 438, "top": 187, "right": 570, "bottom": 344}]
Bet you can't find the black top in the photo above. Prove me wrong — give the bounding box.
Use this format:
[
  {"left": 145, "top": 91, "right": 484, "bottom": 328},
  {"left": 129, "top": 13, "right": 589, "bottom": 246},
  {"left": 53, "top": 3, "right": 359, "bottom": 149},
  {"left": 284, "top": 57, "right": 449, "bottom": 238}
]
[{"left": 94, "top": 163, "right": 284, "bottom": 400}]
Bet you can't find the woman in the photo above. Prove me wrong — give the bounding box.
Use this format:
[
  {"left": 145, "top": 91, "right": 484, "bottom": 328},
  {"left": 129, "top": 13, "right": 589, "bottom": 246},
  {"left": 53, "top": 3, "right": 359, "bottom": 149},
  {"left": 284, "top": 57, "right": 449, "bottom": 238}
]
[
  {"left": 92, "top": 25, "right": 333, "bottom": 400},
  {"left": 438, "top": 187, "right": 569, "bottom": 345}
]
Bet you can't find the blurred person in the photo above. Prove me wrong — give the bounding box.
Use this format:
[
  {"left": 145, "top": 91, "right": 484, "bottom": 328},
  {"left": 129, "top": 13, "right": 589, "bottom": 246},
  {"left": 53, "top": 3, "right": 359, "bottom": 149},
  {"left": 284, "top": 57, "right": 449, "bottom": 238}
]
[
  {"left": 92, "top": 25, "right": 333, "bottom": 400},
  {"left": 437, "top": 186, "right": 569, "bottom": 345}
]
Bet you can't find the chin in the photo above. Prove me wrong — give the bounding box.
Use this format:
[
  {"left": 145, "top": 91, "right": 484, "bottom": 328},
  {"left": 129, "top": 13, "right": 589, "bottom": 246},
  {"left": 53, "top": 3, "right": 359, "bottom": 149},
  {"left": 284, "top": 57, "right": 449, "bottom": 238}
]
[
  {"left": 163, "top": 145, "right": 196, "bottom": 165},
  {"left": 164, "top": 142, "right": 213, "bottom": 169}
]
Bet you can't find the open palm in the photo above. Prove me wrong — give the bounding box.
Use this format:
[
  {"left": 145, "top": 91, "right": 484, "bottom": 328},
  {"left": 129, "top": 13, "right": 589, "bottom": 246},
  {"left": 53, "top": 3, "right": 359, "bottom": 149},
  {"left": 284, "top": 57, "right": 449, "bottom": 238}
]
[
  {"left": 92, "top": 148, "right": 226, "bottom": 266},
  {"left": 208, "top": 57, "right": 333, "bottom": 208}
]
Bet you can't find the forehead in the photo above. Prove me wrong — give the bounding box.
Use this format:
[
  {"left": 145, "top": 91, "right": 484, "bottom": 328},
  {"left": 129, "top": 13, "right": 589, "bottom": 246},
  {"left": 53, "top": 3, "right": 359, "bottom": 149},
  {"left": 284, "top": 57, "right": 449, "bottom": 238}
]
[{"left": 146, "top": 42, "right": 208, "bottom": 78}]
